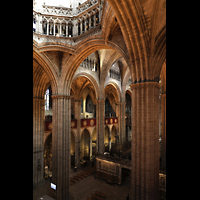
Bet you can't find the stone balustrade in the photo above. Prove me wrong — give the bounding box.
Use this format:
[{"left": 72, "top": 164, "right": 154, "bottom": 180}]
[{"left": 33, "top": 0, "right": 103, "bottom": 38}]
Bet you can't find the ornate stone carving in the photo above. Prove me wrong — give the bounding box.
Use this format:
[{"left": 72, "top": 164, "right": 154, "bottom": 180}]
[{"left": 42, "top": 4, "right": 73, "bottom": 16}]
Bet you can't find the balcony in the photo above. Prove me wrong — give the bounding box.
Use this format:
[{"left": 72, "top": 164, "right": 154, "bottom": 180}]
[
  {"left": 45, "top": 117, "right": 118, "bottom": 131},
  {"left": 33, "top": 24, "right": 101, "bottom": 47},
  {"left": 42, "top": 4, "right": 73, "bottom": 16},
  {"left": 33, "top": 0, "right": 103, "bottom": 44},
  {"left": 71, "top": 117, "right": 118, "bottom": 129},
  {"left": 76, "top": 0, "right": 98, "bottom": 14}
]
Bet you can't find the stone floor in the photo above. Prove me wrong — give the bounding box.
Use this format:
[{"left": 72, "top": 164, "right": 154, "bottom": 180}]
[
  {"left": 33, "top": 166, "right": 131, "bottom": 200},
  {"left": 69, "top": 175, "right": 131, "bottom": 200}
]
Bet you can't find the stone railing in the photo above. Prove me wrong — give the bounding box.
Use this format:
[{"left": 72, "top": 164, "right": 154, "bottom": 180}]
[
  {"left": 76, "top": 0, "right": 98, "bottom": 14},
  {"left": 42, "top": 4, "right": 73, "bottom": 16},
  {"left": 33, "top": 0, "right": 103, "bottom": 38},
  {"left": 96, "top": 154, "right": 131, "bottom": 166},
  {"left": 33, "top": 32, "right": 73, "bottom": 46},
  {"left": 33, "top": 24, "right": 101, "bottom": 47}
]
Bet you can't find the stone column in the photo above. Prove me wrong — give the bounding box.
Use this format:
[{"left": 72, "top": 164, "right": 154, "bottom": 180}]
[
  {"left": 96, "top": 99, "right": 105, "bottom": 154},
  {"left": 161, "top": 93, "right": 166, "bottom": 172},
  {"left": 52, "top": 95, "right": 71, "bottom": 200},
  {"left": 130, "top": 82, "right": 160, "bottom": 200},
  {"left": 33, "top": 98, "right": 45, "bottom": 189},
  {"left": 53, "top": 23, "right": 55, "bottom": 36},
  {"left": 47, "top": 21, "right": 49, "bottom": 35},
  {"left": 38, "top": 14, "right": 43, "bottom": 34},
  {"left": 75, "top": 101, "right": 81, "bottom": 168},
  {"left": 49, "top": 23, "right": 53, "bottom": 35}
]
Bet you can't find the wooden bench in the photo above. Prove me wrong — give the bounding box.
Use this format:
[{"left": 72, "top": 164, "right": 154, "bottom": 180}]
[
  {"left": 86, "top": 169, "right": 94, "bottom": 174},
  {"left": 70, "top": 178, "right": 77, "bottom": 183},
  {"left": 72, "top": 176, "right": 82, "bottom": 181},
  {"left": 79, "top": 172, "right": 88, "bottom": 177},
  {"left": 77, "top": 174, "right": 85, "bottom": 179},
  {"left": 84, "top": 171, "right": 91, "bottom": 175}
]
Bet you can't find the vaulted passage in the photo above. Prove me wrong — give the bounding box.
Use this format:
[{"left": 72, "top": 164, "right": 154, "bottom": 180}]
[{"left": 33, "top": 0, "right": 166, "bottom": 200}]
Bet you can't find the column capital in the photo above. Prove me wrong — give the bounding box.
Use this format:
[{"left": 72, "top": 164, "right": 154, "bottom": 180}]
[
  {"left": 52, "top": 95, "right": 71, "bottom": 99},
  {"left": 33, "top": 97, "right": 46, "bottom": 102},
  {"left": 130, "top": 81, "right": 160, "bottom": 91}
]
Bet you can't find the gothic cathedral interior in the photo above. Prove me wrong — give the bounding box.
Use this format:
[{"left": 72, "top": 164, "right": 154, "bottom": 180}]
[{"left": 33, "top": 0, "right": 166, "bottom": 199}]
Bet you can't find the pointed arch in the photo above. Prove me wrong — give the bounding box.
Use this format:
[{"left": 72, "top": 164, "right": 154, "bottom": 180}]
[
  {"left": 106, "top": 0, "right": 149, "bottom": 81},
  {"left": 61, "top": 37, "right": 129, "bottom": 95},
  {"left": 105, "top": 81, "right": 121, "bottom": 103},
  {"left": 72, "top": 71, "right": 99, "bottom": 100},
  {"left": 33, "top": 49, "right": 59, "bottom": 97}
]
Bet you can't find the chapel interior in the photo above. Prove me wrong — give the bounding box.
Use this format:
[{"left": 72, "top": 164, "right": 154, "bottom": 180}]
[{"left": 33, "top": 0, "right": 166, "bottom": 199}]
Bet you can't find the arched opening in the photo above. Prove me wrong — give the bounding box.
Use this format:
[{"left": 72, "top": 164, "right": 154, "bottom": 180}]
[
  {"left": 82, "top": 19, "right": 85, "bottom": 33},
  {"left": 110, "top": 125, "right": 119, "bottom": 156},
  {"left": 55, "top": 21, "right": 60, "bottom": 36},
  {"left": 33, "top": 15, "right": 36, "bottom": 32},
  {"left": 86, "top": 94, "right": 94, "bottom": 118},
  {"left": 86, "top": 17, "right": 89, "bottom": 31},
  {"left": 42, "top": 18, "right": 47, "bottom": 35},
  {"left": 48, "top": 19, "right": 54, "bottom": 35},
  {"left": 44, "top": 86, "right": 53, "bottom": 179},
  {"left": 105, "top": 98, "right": 116, "bottom": 118},
  {"left": 33, "top": 56, "right": 56, "bottom": 188},
  {"left": 108, "top": 61, "right": 121, "bottom": 81},
  {"left": 91, "top": 14, "right": 94, "bottom": 28},
  {"left": 71, "top": 75, "right": 97, "bottom": 119},
  {"left": 96, "top": 11, "right": 99, "bottom": 26},
  {"left": 79, "top": 51, "right": 99, "bottom": 72},
  {"left": 80, "top": 129, "right": 90, "bottom": 162},
  {"left": 111, "top": 125, "right": 117, "bottom": 144},
  {"left": 44, "top": 133, "right": 52, "bottom": 179},
  {"left": 78, "top": 21, "right": 81, "bottom": 35},
  {"left": 61, "top": 21, "right": 66, "bottom": 36},
  {"left": 44, "top": 85, "right": 52, "bottom": 113},
  {"left": 71, "top": 132, "right": 75, "bottom": 167},
  {"left": 105, "top": 83, "right": 120, "bottom": 119},
  {"left": 68, "top": 22, "right": 73, "bottom": 37},
  {"left": 104, "top": 126, "right": 110, "bottom": 152},
  {"left": 125, "top": 92, "right": 131, "bottom": 142},
  {"left": 92, "top": 127, "right": 97, "bottom": 157}
]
